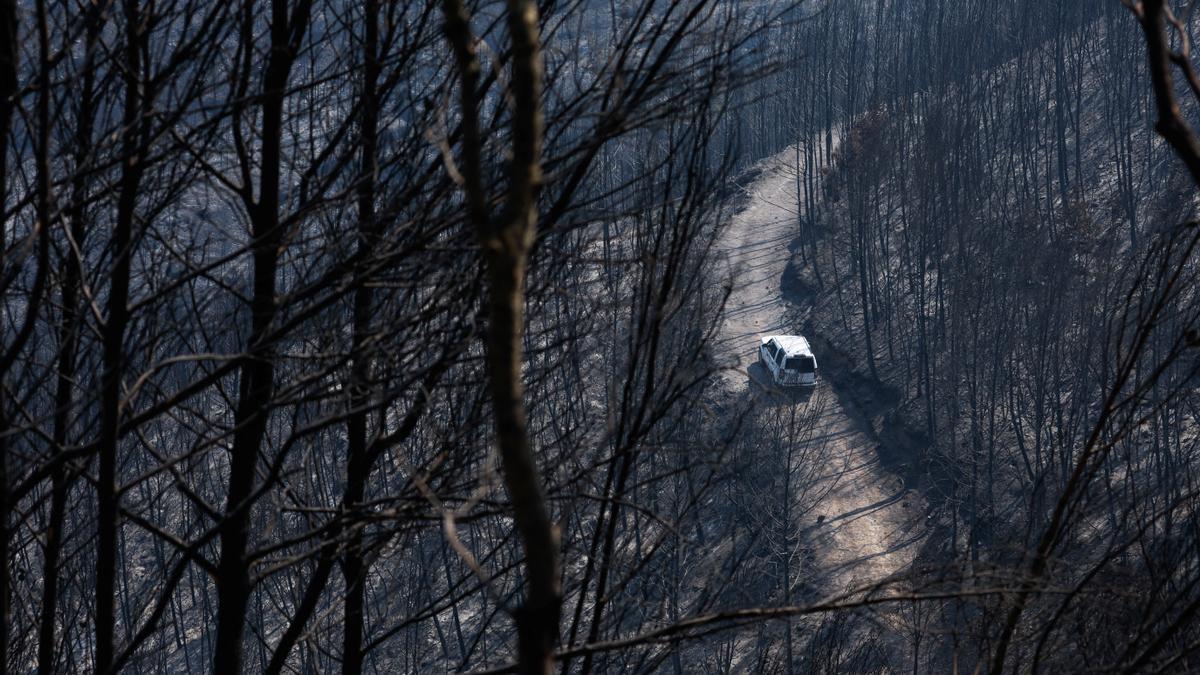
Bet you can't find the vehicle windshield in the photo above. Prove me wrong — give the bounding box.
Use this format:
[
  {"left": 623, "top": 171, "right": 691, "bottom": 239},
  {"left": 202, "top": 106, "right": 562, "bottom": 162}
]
[{"left": 785, "top": 356, "right": 815, "bottom": 373}]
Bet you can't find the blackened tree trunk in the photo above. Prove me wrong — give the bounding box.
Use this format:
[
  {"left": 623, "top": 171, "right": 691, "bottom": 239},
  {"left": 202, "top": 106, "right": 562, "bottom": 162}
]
[
  {"left": 39, "top": 6, "right": 104, "bottom": 670},
  {"left": 213, "top": 0, "right": 312, "bottom": 671},
  {"left": 342, "top": 2, "right": 380, "bottom": 671},
  {"left": 0, "top": 0, "right": 17, "bottom": 669},
  {"left": 96, "top": 2, "right": 151, "bottom": 667}
]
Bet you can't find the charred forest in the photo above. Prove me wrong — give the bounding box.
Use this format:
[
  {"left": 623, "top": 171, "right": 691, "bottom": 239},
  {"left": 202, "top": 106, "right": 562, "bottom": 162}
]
[{"left": 3, "top": 0, "right": 1200, "bottom": 673}]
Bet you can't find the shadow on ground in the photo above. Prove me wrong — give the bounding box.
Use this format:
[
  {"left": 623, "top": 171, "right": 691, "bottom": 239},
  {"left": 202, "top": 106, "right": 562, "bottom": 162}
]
[{"left": 746, "top": 361, "right": 817, "bottom": 406}]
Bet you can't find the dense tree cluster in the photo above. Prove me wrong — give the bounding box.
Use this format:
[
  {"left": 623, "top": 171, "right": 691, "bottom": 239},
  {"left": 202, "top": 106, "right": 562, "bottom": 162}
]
[
  {"left": 787, "top": 0, "right": 1200, "bottom": 670},
  {"left": 4, "top": 0, "right": 1200, "bottom": 672},
  {"left": 0, "top": 0, "right": 795, "bottom": 671}
]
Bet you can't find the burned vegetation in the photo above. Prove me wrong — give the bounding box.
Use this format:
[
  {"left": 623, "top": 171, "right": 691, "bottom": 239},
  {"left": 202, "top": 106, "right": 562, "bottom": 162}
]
[{"left": 2, "top": 0, "right": 1200, "bottom": 673}]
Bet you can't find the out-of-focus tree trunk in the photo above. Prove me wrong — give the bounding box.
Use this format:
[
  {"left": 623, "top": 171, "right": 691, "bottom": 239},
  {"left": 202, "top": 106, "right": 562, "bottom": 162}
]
[
  {"left": 96, "top": 2, "right": 150, "bottom": 667},
  {"left": 0, "top": 0, "right": 17, "bottom": 669},
  {"left": 441, "top": 0, "right": 561, "bottom": 671},
  {"left": 39, "top": 5, "right": 104, "bottom": 670},
  {"left": 1137, "top": 0, "right": 1200, "bottom": 182}
]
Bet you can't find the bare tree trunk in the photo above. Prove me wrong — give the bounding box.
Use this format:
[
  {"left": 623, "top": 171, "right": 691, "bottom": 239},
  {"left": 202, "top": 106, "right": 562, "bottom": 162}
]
[
  {"left": 0, "top": 0, "right": 17, "bottom": 666},
  {"left": 1136, "top": 0, "right": 1200, "bottom": 183},
  {"left": 96, "top": 3, "right": 149, "bottom": 667},
  {"left": 0, "top": 0, "right": 13, "bottom": 250},
  {"left": 21, "top": 1, "right": 57, "bottom": 671},
  {"left": 342, "top": 2, "right": 379, "bottom": 671},
  {"left": 441, "top": 0, "right": 561, "bottom": 671},
  {"left": 488, "top": 0, "right": 561, "bottom": 663},
  {"left": 39, "top": 7, "right": 103, "bottom": 667},
  {"left": 213, "top": 1, "right": 311, "bottom": 670}
]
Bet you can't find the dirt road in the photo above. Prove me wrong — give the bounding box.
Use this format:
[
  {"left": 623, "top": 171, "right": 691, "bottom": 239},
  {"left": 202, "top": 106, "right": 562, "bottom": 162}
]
[{"left": 715, "top": 144, "right": 926, "bottom": 597}]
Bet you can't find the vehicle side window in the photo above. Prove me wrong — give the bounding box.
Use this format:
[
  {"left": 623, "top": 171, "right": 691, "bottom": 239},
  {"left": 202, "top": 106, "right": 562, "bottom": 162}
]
[{"left": 767, "top": 342, "right": 779, "bottom": 361}]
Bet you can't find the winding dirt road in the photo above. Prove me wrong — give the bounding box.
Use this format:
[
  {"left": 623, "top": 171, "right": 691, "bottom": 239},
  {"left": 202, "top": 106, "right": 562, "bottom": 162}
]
[{"left": 715, "top": 143, "right": 926, "bottom": 597}]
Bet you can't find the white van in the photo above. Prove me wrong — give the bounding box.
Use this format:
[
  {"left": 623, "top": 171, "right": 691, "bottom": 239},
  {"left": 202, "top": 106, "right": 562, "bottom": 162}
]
[{"left": 759, "top": 335, "right": 818, "bottom": 387}]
